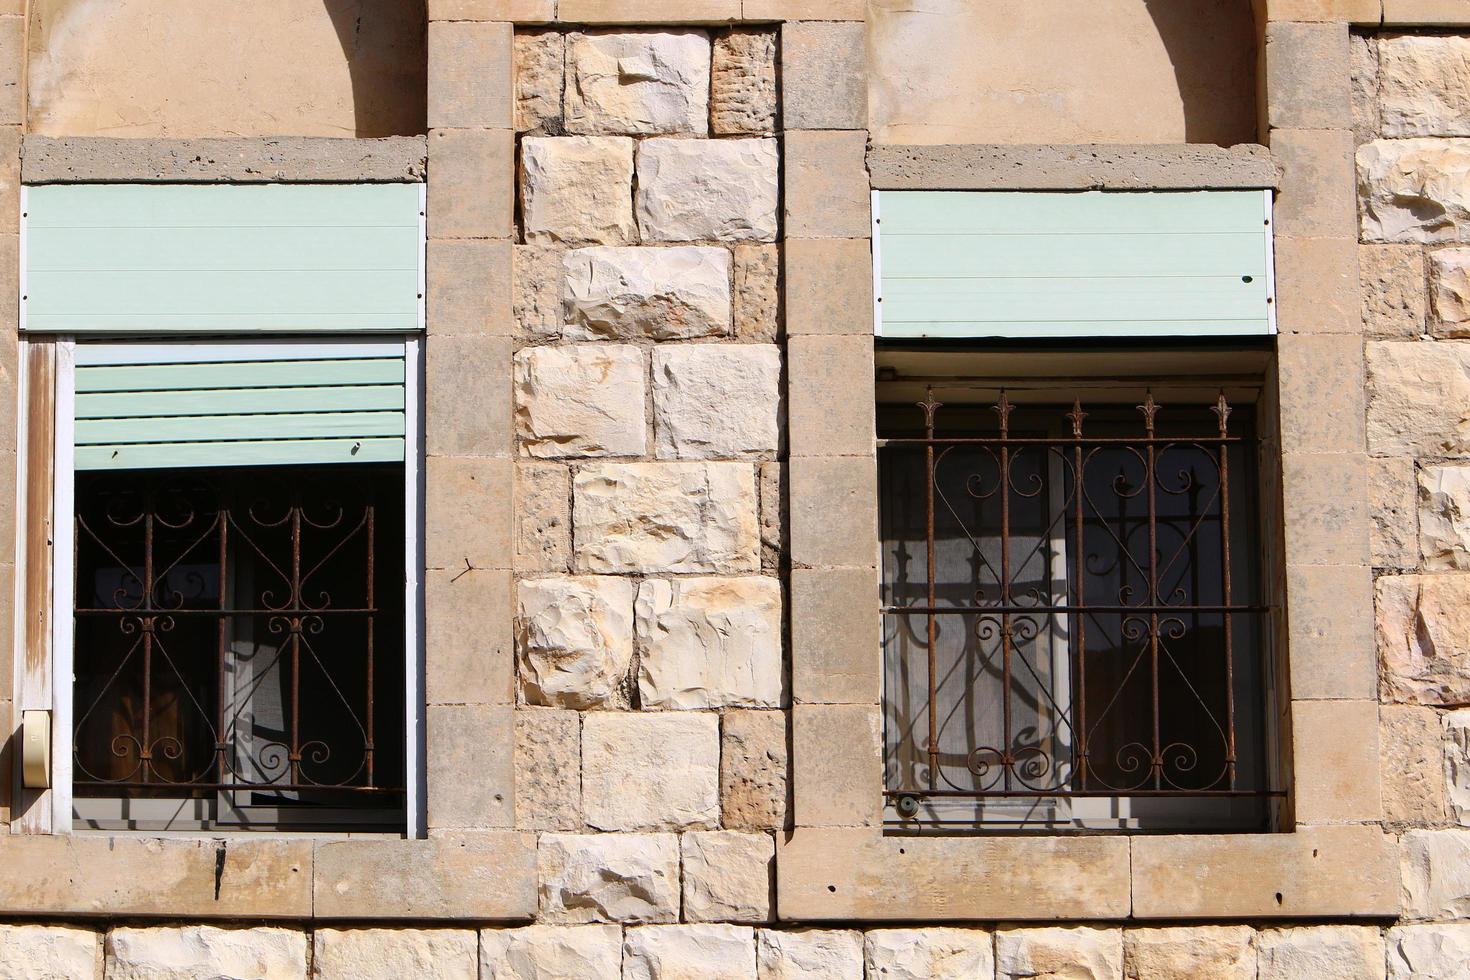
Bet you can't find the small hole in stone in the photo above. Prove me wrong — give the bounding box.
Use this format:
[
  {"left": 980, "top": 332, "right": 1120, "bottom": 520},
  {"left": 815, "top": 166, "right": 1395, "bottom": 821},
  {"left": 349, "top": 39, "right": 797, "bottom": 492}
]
[
  {"left": 898, "top": 848, "right": 906, "bottom": 855},
  {"left": 1275, "top": 892, "right": 1283, "bottom": 905},
  {"left": 1312, "top": 849, "right": 1319, "bottom": 858},
  {"left": 827, "top": 885, "right": 837, "bottom": 893}
]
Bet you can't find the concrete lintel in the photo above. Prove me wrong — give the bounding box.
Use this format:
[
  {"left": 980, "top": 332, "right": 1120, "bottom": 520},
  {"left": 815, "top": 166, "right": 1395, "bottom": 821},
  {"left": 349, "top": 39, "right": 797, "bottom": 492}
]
[
  {"left": 867, "top": 143, "right": 1280, "bottom": 191},
  {"left": 21, "top": 136, "right": 428, "bottom": 184}
]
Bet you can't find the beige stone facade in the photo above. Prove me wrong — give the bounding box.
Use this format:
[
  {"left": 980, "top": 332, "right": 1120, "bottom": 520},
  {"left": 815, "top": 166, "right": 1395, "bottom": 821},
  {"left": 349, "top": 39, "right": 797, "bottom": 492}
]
[{"left": 6, "top": 2, "right": 1470, "bottom": 978}]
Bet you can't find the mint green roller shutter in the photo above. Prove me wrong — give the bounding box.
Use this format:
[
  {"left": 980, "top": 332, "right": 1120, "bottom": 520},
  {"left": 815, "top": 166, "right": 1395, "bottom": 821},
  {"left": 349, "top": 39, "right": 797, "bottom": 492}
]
[
  {"left": 24, "top": 183, "right": 422, "bottom": 334},
  {"left": 73, "top": 344, "right": 407, "bottom": 470},
  {"left": 874, "top": 190, "right": 1275, "bottom": 339}
]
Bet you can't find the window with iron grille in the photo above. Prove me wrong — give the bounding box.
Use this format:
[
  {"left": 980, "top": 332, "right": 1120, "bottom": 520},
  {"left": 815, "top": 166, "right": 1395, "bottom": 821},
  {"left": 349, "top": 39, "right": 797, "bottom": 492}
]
[{"left": 879, "top": 381, "right": 1281, "bottom": 832}]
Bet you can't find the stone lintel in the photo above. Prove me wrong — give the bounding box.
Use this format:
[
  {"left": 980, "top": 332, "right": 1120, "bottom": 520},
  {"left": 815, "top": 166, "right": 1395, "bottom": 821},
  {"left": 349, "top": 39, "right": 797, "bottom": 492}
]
[
  {"left": 866, "top": 144, "right": 1280, "bottom": 191},
  {"left": 776, "top": 830, "right": 1130, "bottom": 921},
  {"left": 313, "top": 833, "right": 537, "bottom": 920},
  {"left": 20, "top": 136, "right": 428, "bottom": 184}
]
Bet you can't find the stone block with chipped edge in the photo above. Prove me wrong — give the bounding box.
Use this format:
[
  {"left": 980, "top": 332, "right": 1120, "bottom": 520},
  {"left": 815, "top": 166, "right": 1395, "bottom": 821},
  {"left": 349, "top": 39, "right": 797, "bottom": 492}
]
[
  {"left": 1265, "top": 22, "right": 1352, "bottom": 131},
  {"left": 788, "top": 335, "right": 874, "bottom": 458},
  {"left": 1359, "top": 138, "right": 1470, "bottom": 244},
  {"left": 652, "top": 343, "right": 781, "bottom": 460},
  {"left": 517, "top": 575, "right": 635, "bottom": 710},
  {"left": 1273, "top": 129, "right": 1357, "bottom": 241},
  {"left": 785, "top": 131, "right": 870, "bottom": 239},
  {"left": 712, "top": 29, "right": 778, "bottom": 136},
  {"left": 515, "top": 461, "right": 572, "bottom": 572},
  {"left": 866, "top": 143, "right": 1279, "bottom": 191},
  {"left": 792, "top": 566, "right": 881, "bottom": 705},
  {"left": 1281, "top": 453, "right": 1370, "bottom": 566},
  {"left": 1360, "top": 244, "right": 1427, "bottom": 340},
  {"left": 722, "top": 708, "right": 790, "bottom": 831},
  {"left": 105, "top": 926, "right": 307, "bottom": 980},
  {"left": 514, "top": 30, "right": 565, "bottom": 135},
  {"left": 1376, "top": 572, "right": 1470, "bottom": 706},
  {"left": 757, "top": 928, "right": 863, "bottom": 980},
  {"left": 425, "top": 566, "right": 514, "bottom": 706},
  {"left": 1379, "top": 35, "right": 1470, "bottom": 138},
  {"left": 1274, "top": 238, "right": 1359, "bottom": 335},
  {"left": 777, "top": 831, "right": 1130, "bottom": 920},
  {"left": 563, "top": 245, "right": 732, "bottom": 341},
  {"left": 582, "top": 711, "right": 720, "bottom": 831},
  {"left": 1290, "top": 699, "right": 1382, "bottom": 824},
  {"left": 1386, "top": 923, "right": 1470, "bottom": 979},
  {"left": 521, "top": 136, "right": 637, "bottom": 245},
  {"left": 734, "top": 243, "right": 780, "bottom": 342},
  {"left": 1382, "top": 703, "right": 1447, "bottom": 825},
  {"left": 1419, "top": 463, "right": 1470, "bottom": 570},
  {"left": 996, "top": 926, "right": 1122, "bottom": 980},
  {"left": 559, "top": 0, "right": 742, "bottom": 22},
  {"left": 1122, "top": 925, "right": 1255, "bottom": 980},
  {"left": 427, "top": 704, "right": 514, "bottom": 829},
  {"left": 513, "top": 244, "right": 566, "bottom": 340},
  {"left": 428, "top": 21, "right": 513, "bottom": 130},
  {"left": 623, "top": 925, "right": 757, "bottom": 980},
  {"left": 789, "top": 456, "right": 878, "bottom": 569},
  {"left": 864, "top": 928, "right": 995, "bottom": 979},
  {"left": 515, "top": 343, "right": 647, "bottom": 459},
  {"left": 1130, "top": 824, "right": 1398, "bottom": 918},
  {"left": 426, "top": 335, "right": 514, "bottom": 457},
  {"left": 479, "top": 924, "right": 623, "bottom": 978},
  {"left": 430, "top": 0, "right": 555, "bottom": 20},
  {"left": 515, "top": 708, "right": 582, "bottom": 831},
  {"left": 314, "top": 833, "right": 537, "bottom": 920},
  {"left": 792, "top": 704, "right": 882, "bottom": 827},
  {"left": 20, "top": 135, "right": 427, "bottom": 184},
  {"left": 311, "top": 929, "right": 476, "bottom": 980},
  {"left": 425, "top": 456, "right": 513, "bottom": 570},
  {"left": 1367, "top": 340, "right": 1470, "bottom": 457},
  {"left": 1285, "top": 563, "right": 1376, "bottom": 700},
  {"left": 682, "top": 831, "right": 776, "bottom": 923},
  {"left": 1431, "top": 248, "right": 1470, "bottom": 337},
  {"left": 564, "top": 30, "right": 711, "bottom": 137},
  {"left": 1449, "top": 710, "right": 1470, "bottom": 826},
  {"left": 0, "top": 924, "right": 101, "bottom": 980},
  {"left": 428, "top": 129, "right": 514, "bottom": 241},
  {"left": 786, "top": 239, "right": 873, "bottom": 336},
  {"left": 1256, "top": 925, "right": 1387, "bottom": 980},
  {"left": 636, "top": 137, "right": 780, "bottom": 243},
  {"left": 636, "top": 576, "right": 783, "bottom": 709},
  {"left": 1276, "top": 334, "right": 1365, "bottom": 454},
  {"left": 1401, "top": 828, "right": 1470, "bottom": 920},
  {"left": 781, "top": 22, "right": 866, "bottom": 131},
  {"left": 537, "top": 832, "right": 680, "bottom": 923},
  {"left": 428, "top": 239, "right": 513, "bottom": 336}
]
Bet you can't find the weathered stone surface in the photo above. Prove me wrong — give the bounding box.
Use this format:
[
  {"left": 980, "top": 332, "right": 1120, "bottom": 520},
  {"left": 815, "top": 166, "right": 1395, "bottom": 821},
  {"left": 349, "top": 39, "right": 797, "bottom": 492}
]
[
  {"left": 864, "top": 929, "right": 995, "bottom": 980},
  {"left": 311, "top": 929, "right": 476, "bottom": 980},
  {"left": 1432, "top": 248, "right": 1470, "bottom": 337},
  {"left": 1361, "top": 244, "right": 1427, "bottom": 339},
  {"left": 426, "top": 334, "right": 514, "bottom": 456},
  {"left": 712, "top": 29, "right": 777, "bottom": 135},
  {"left": 1293, "top": 699, "right": 1383, "bottom": 824},
  {"left": 430, "top": 239, "right": 512, "bottom": 338},
  {"left": 516, "top": 575, "right": 634, "bottom": 709},
  {"left": 782, "top": 22, "right": 867, "bottom": 130},
  {"left": 515, "top": 343, "right": 647, "bottom": 458},
  {"left": 427, "top": 705, "right": 515, "bottom": 829},
  {"left": 1380, "top": 35, "right": 1470, "bottom": 137},
  {"left": 428, "top": 128, "right": 514, "bottom": 241},
  {"left": 793, "top": 704, "right": 883, "bottom": 828},
  {"left": 425, "top": 566, "right": 513, "bottom": 706},
  {"left": 0, "top": 924, "right": 99, "bottom": 980},
  {"left": 1122, "top": 926, "right": 1254, "bottom": 980},
  {"left": 1382, "top": 704, "right": 1448, "bottom": 825},
  {"left": 480, "top": 925, "right": 622, "bottom": 979},
  {"left": 521, "top": 136, "right": 636, "bottom": 245},
  {"left": 515, "top": 708, "right": 582, "bottom": 831},
  {"left": 1420, "top": 464, "right": 1470, "bottom": 570},
  {"left": 636, "top": 138, "right": 780, "bottom": 242},
  {"left": 574, "top": 462, "right": 759, "bottom": 574},
  {"left": 515, "top": 30, "right": 564, "bottom": 134},
  {"left": 538, "top": 833, "right": 680, "bottom": 923},
  {"left": 734, "top": 243, "right": 780, "bottom": 342},
  {"left": 1256, "top": 926, "right": 1387, "bottom": 980},
  {"left": 582, "top": 711, "right": 720, "bottom": 830},
  {"left": 996, "top": 926, "right": 1122, "bottom": 980},
  {"left": 721, "top": 708, "right": 789, "bottom": 831},
  {"left": 682, "top": 831, "right": 775, "bottom": 924},
  {"left": 1353, "top": 33, "right": 1380, "bottom": 142},
  {"left": 314, "top": 834, "right": 537, "bottom": 920},
  {"left": 514, "top": 244, "right": 565, "bottom": 340},
  {"left": 1265, "top": 22, "right": 1351, "bottom": 131},
  {"left": 1402, "top": 829, "right": 1470, "bottom": 919},
  {"left": 623, "top": 926, "right": 757, "bottom": 980},
  {"left": 516, "top": 462, "right": 571, "bottom": 572},
  {"left": 425, "top": 456, "right": 513, "bottom": 571},
  {"left": 1376, "top": 573, "right": 1470, "bottom": 705},
  {"left": 1387, "top": 924, "right": 1470, "bottom": 979},
  {"left": 1447, "top": 709, "right": 1470, "bottom": 826},
  {"left": 1359, "top": 139, "right": 1470, "bottom": 243},
  {"left": 759, "top": 461, "right": 784, "bottom": 571},
  {"left": 757, "top": 929, "right": 863, "bottom": 980},
  {"left": 652, "top": 344, "right": 781, "bottom": 459},
  {"left": 1372, "top": 456, "right": 1420, "bottom": 568},
  {"left": 106, "top": 926, "right": 305, "bottom": 980},
  {"left": 786, "top": 238, "right": 874, "bottom": 337},
  {"left": 565, "top": 31, "right": 710, "bottom": 136},
  {"left": 563, "top": 245, "right": 731, "bottom": 340},
  {"left": 637, "top": 576, "right": 783, "bottom": 709},
  {"left": 1366, "top": 341, "right": 1470, "bottom": 456},
  {"left": 785, "top": 131, "right": 871, "bottom": 240}
]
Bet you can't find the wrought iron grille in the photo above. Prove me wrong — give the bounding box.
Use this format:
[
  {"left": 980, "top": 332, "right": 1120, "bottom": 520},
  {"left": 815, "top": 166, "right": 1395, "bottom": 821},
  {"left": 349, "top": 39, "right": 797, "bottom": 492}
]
[
  {"left": 880, "top": 390, "right": 1276, "bottom": 825},
  {"left": 72, "top": 465, "right": 404, "bottom": 809}
]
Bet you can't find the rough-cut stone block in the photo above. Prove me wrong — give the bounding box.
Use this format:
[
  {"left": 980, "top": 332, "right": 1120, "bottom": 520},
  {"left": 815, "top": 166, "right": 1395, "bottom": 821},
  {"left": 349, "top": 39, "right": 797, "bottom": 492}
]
[
  {"left": 786, "top": 238, "right": 874, "bottom": 336},
  {"left": 1447, "top": 709, "right": 1470, "bottom": 826},
  {"left": 734, "top": 243, "right": 780, "bottom": 342},
  {"left": 517, "top": 575, "right": 634, "bottom": 709},
  {"left": 1286, "top": 564, "right": 1377, "bottom": 701},
  {"left": 757, "top": 929, "right": 862, "bottom": 980},
  {"left": 1368, "top": 341, "right": 1470, "bottom": 456},
  {"left": 1402, "top": 829, "right": 1470, "bottom": 919},
  {"left": 1376, "top": 573, "right": 1470, "bottom": 705},
  {"left": 636, "top": 138, "right": 779, "bottom": 242},
  {"left": 1274, "top": 237, "right": 1358, "bottom": 335},
  {"left": 624, "top": 925, "right": 757, "bottom": 980},
  {"left": 426, "top": 334, "right": 514, "bottom": 456},
  {"left": 1361, "top": 244, "right": 1427, "bottom": 339},
  {"left": 1353, "top": 33, "right": 1381, "bottom": 142},
  {"left": 1281, "top": 452, "right": 1370, "bottom": 566},
  {"left": 1387, "top": 924, "right": 1470, "bottom": 979},
  {"left": 0, "top": 924, "right": 99, "bottom": 980},
  {"left": 480, "top": 925, "right": 623, "bottom": 979},
  {"left": 1372, "top": 456, "right": 1420, "bottom": 569},
  {"left": 793, "top": 704, "right": 882, "bottom": 828},
  {"left": 429, "top": 238, "right": 513, "bottom": 336},
  {"left": 722, "top": 708, "right": 789, "bottom": 830},
  {"left": 515, "top": 709, "right": 582, "bottom": 831},
  {"left": 516, "top": 461, "right": 571, "bottom": 571},
  {"left": 1433, "top": 249, "right": 1470, "bottom": 338},
  {"left": 538, "top": 833, "right": 680, "bottom": 923},
  {"left": 1256, "top": 926, "right": 1387, "bottom": 980},
  {"left": 782, "top": 23, "right": 866, "bottom": 130},
  {"left": 786, "top": 131, "right": 871, "bottom": 240},
  {"left": 425, "top": 456, "right": 512, "bottom": 571},
  {"left": 682, "top": 831, "right": 775, "bottom": 923},
  {"left": 636, "top": 576, "right": 783, "bottom": 708},
  {"left": 574, "top": 462, "right": 759, "bottom": 574},
  {"left": 429, "top": 128, "right": 514, "bottom": 241},
  {"left": 515, "top": 343, "right": 647, "bottom": 458},
  {"left": 312, "top": 929, "right": 476, "bottom": 980},
  {"left": 1273, "top": 129, "right": 1357, "bottom": 240},
  {"left": 514, "top": 244, "right": 565, "bottom": 339},
  {"left": 1265, "top": 22, "right": 1351, "bottom": 131},
  {"left": 792, "top": 566, "right": 881, "bottom": 704},
  {"left": 712, "top": 29, "right": 777, "bottom": 135},
  {"left": 652, "top": 344, "right": 781, "bottom": 459},
  {"left": 759, "top": 461, "right": 784, "bottom": 571},
  {"left": 521, "top": 136, "right": 636, "bottom": 245},
  {"left": 1291, "top": 699, "right": 1381, "bottom": 823},
  {"left": 515, "top": 30, "right": 565, "bottom": 135},
  {"left": 996, "top": 927, "right": 1122, "bottom": 980},
  {"left": 106, "top": 927, "right": 305, "bottom": 980},
  {"left": 425, "top": 567, "right": 513, "bottom": 705},
  {"left": 864, "top": 929, "right": 995, "bottom": 980},
  {"left": 427, "top": 705, "right": 514, "bottom": 829},
  {"left": 789, "top": 456, "right": 878, "bottom": 569},
  {"left": 1360, "top": 139, "right": 1470, "bottom": 243},
  {"left": 1380, "top": 35, "right": 1470, "bottom": 137},
  {"left": 1420, "top": 464, "right": 1470, "bottom": 569},
  {"left": 429, "top": 21, "right": 513, "bottom": 130},
  {"left": 1382, "top": 704, "right": 1447, "bottom": 825},
  {"left": 582, "top": 711, "right": 720, "bottom": 831},
  {"left": 789, "top": 335, "right": 875, "bottom": 457},
  {"left": 564, "top": 245, "right": 731, "bottom": 340},
  {"left": 565, "top": 31, "right": 710, "bottom": 136},
  {"left": 1122, "top": 926, "right": 1254, "bottom": 980}
]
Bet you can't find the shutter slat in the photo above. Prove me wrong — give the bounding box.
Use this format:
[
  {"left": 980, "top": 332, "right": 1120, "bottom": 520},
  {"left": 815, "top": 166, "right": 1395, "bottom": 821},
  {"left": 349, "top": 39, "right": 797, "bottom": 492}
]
[
  {"left": 76, "top": 359, "right": 405, "bottom": 393},
  {"left": 76, "top": 384, "right": 404, "bottom": 419}
]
